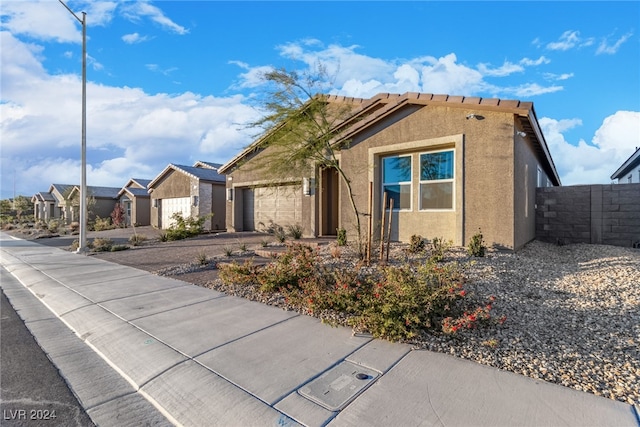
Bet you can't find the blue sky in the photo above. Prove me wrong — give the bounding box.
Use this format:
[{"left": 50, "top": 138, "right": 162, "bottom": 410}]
[{"left": 2, "top": 1, "right": 639, "bottom": 199}]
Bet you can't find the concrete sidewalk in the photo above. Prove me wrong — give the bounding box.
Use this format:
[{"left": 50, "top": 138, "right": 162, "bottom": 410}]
[{"left": 1, "top": 232, "right": 638, "bottom": 427}]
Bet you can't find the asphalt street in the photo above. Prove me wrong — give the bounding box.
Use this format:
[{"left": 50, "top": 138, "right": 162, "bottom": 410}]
[{"left": 0, "top": 272, "right": 95, "bottom": 427}]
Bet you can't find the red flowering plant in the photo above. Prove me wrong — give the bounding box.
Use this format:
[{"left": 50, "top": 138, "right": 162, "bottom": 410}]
[{"left": 441, "top": 295, "right": 507, "bottom": 335}]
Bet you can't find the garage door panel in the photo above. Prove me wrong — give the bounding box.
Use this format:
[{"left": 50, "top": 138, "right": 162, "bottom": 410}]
[
  {"left": 243, "top": 185, "right": 301, "bottom": 232},
  {"left": 161, "top": 197, "right": 191, "bottom": 229}
]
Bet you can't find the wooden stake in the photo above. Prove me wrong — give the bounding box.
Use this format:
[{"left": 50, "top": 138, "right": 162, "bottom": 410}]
[
  {"left": 386, "top": 198, "right": 394, "bottom": 263},
  {"left": 366, "top": 182, "right": 373, "bottom": 263},
  {"left": 379, "top": 192, "right": 387, "bottom": 262}
]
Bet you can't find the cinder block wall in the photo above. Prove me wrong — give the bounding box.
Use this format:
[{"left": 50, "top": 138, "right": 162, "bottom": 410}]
[{"left": 536, "top": 184, "right": 640, "bottom": 247}]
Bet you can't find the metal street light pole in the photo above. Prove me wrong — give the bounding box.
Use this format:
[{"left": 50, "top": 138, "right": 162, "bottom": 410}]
[{"left": 59, "top": 0, "right": 87, "bottom": 253}]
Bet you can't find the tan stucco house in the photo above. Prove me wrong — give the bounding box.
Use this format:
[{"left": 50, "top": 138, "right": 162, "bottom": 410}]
[
  {"left": 219, "top": 92, "right": 561, "bottom": 250},
  {"left": 148, "top": 162, "right": 226, "bottom": 230},
  {"left": 32, "top": 184, "right": 75, "bottom": 224},
  {"left": 117, "top": 178, "right": 151, "bottom": 226}
]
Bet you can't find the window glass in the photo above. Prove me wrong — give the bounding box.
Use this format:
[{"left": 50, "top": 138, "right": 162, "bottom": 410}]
[
  {"left": 420, "top": 150, "right": 454, "bottom": 210},
  {"left": 421, "top": 151, "right": 453, "bottom": 180},
  {"left": 383, "top": 156, "right": 411, "bottom": 183},
  {"left": 382, "top": 155, "right": 411, "bottom": 210}
]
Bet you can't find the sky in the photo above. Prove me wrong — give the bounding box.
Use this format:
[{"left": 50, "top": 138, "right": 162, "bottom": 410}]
[{"left": 1, "top": 1, "right": 639, "bottom": 199}]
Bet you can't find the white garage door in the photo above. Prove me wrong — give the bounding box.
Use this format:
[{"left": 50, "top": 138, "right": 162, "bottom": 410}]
[
  {"left": 243, "top": 186, "right": 301, "bottom": 232},
  {"left": 161, "top": 197, "right": 191, "bottom": 229}
]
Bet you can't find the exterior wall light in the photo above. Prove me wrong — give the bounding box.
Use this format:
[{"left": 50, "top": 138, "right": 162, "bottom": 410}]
[
  {"left": 303, "top": 177, "right": 311, "bottom": 196},
  {"left": 226, "top": 188, "right": 233, "bottom": 201}
]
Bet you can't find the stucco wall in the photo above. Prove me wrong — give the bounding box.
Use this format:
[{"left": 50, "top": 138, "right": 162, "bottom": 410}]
[{"left": 536, "top": 184, "right": 640, "bottom": 247}]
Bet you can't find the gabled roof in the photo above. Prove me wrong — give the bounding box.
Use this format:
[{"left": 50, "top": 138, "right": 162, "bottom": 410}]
[
  {"left": 69, "top": 185, "right": 121, "bottom": 199},
  {"left": 32, "top": 192, "right": 55, "bottom": 202},
  {"left": 148, "top": 163, "right": 225, "bottom": 190},
  {"left": 194, "top": 161, "right": 223, "bottom": 170},
  {"left": 611, "top": 147, "right": 640, "bottom": 181},
  {"left": 48, "top": 183, "right": 75, "bottom": 197},
  {"left": 130, "top": 178, "right": 152, "bottom": 189},
  {"left": 217, "top": 91, "right": 560, "bottom": 186}
]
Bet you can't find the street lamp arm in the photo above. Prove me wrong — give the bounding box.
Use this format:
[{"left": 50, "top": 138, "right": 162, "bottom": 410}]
[{"left": 58, "top": 0, "right": 84, "bottom": 24}]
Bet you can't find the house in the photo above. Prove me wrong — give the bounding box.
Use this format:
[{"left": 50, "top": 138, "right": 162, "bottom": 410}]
[
  {"left": 610, "top": 147, "right": 640, "bottom": 184},
  {"left": 117, "top": 178, "right": 151, "bottom": 226},
  {"left": 147, "top": 162, "right": 226, "bottom": 230},
  {"left": 218, "top": 92, "right": 561, "bottom": 250},
  {"left": 67, "top": 185, "right": 121, "bottom": 222},
  {"left": 32, "top": 191, "right": 58, "bottom": 223},
  {"left": 31, "top": 184, "right": 76, "bottom": 224}
]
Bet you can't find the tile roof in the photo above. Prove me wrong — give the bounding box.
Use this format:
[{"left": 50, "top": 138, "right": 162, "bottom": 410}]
[{"left": 148, "top": 163, "right": 225, "bottom": 189}]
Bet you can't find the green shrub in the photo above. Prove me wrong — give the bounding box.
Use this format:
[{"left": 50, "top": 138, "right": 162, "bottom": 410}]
[
  {"left": 91, "top": 237, "right": 114, "bottom": 252},
  {"left": 196, "top": 250, "right": 209, "bottom": 265},
  {"left": 110, "top": 244, "right": 129, "bottom": 252},
  {"left": 408, "top": 235, "right": 426, "bottom": 253},
  {"left": 93, "top": 216, "right": 114, "bottom": 231},
  {"left": 271, "top": 225, "right": 286, "bottom": 243},
  {"left": 129, "top": 234, "right": 147, "bottom": 246},
  {"left": 467, "top": 229, "right": 486, "bottom": 257},
  {"left": 47, "top": 219, "right": 60, "bottom": 233},
  {"left": 430, "top": 237, "right": 452, "bottom": 262},
  {"left": 163, "top": 212, "right": 211, "bottom": 241},
  {"left": 256, "top": 244, "right": 319, "bottom": 293},
  {"left": 287, "top": 224, "right": 303, "bottom": 240},
  {"left": 336, "top": 228, "right": 347, "bottom": 246},
  {"left": 218, "top": 260, "right": 257, "bottom": 285}
]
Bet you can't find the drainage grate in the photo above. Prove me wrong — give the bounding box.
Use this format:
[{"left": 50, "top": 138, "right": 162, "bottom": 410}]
[{"left": 298, "top": 361, "right": 380, "bottom": 411}]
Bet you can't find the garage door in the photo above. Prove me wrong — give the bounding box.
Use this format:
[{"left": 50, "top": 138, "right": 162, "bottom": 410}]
[
  {"left": 161, "top": 197, "right": 191, "bottom": 229},
  {"left": 243, "top": 186, "right": 301, "bottom": 232}
]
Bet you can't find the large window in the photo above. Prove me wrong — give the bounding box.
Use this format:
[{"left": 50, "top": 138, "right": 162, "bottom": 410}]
[
  {"left": 382, "top": 155, "right": 412, "bottom": 210},
  {"left": 420, "top": 150, "right": 454, "bottom": 210}
]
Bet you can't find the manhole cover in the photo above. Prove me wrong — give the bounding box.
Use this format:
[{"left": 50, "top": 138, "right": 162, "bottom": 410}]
[{"left": 298, "top": 361, "right": 380, "bottom": 411}]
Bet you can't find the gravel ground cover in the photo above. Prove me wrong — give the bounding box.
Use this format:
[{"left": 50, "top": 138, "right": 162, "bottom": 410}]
[{"left": 7, "top": 227, "right": 639, "bottom": 405}]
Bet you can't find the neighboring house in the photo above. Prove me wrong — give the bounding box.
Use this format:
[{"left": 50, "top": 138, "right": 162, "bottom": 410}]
[
  {"left": 117, "top": 178, "right": 152, "bottom": 226},
  {"left": 67, "top": 185, "right": 121, "bottom": 222},
  {"left": 219, "top": 92, "right": 561, "bottom": 250},
  {"left": 34, "top": 184, "right": 76, "bottom": 224},
  {"left": 32, "top": 191, "right": 58, "bottom": 222},
  {"left": 610, "top": 147, "right": 640, "bottom": 184},
  {"left": 147, "top": 162, "right": 226, "bottom": 230}
]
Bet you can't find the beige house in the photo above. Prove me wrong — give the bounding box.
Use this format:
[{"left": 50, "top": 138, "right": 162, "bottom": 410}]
[
  {"left": 32, "top": 184, "right": 75, "bottom": 224},
  {"left": 67, "top": 185, "right": 121, "bottom": 222},
  {"left": 219, "top": 92, "right": 561, "bottom": 250},
  {"left": 117, "top": 178, "right": 151, "bottom": 226},
  {"left": 148, "top": 162, "right": 226, "bottom": 230}
]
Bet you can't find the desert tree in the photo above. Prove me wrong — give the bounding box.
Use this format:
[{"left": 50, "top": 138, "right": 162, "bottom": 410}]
[{"left": 245, "top": 65, "right": 368, "bottom": 256}]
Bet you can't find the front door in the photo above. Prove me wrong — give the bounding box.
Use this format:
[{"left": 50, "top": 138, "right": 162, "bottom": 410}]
[{"left": 320, "top": 167, "right": 339, "bottom": 235}]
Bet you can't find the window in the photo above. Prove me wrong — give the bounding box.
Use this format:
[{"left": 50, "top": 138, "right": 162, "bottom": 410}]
[
  {"left": 420, "top": 150, "right": 454, "bottom": 210},
  {"left": 382, "top": 155, "right": 411, "bottom": 210}
]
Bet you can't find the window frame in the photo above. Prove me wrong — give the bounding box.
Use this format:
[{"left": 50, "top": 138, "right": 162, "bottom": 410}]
[
  {"left": 381, "top": 154, "right": 413, "bottom": 211},
  {"left": 418, "top": 148, "right": 455, "bottom": 211}
]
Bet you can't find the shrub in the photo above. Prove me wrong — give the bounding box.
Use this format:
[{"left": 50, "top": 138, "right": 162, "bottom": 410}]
[
  {"left": 68, "top": 222, "right": 80, "bottom": 233},
  {"left": 256, "top": 244, "right": 319, "bottom": 293},
  {"left": 196, "top": 251, "right": 208, "bottom": 265},
  {"left": 93, "top": 216, "right": 114, "bottom": 232},
  {"left": 110, "top": 203, "right": 126, "bottom": 228},
  {"left": 129, "top": 234, "right": 147, "bottom": 246},
  {"left": 336, "top": 228, "right": 347, "bottom": 246},
  {"left": 223, "top": 246, "right": 234, "bottom": 257},
  {"left": 287, "top": 224, "right": 303, "bottom": 240},
  {"left": 218, "top": 260, "right": 257, "bottom": 286},
  {"left": 272, "top": 225, "right": 286, "bottom": 243},
  {"left": 110, "top": 244, "right": 129, "bottom": 252},
  {"left": 467, "top": 229, "right": 486, "bottom": 257},
  {"left": 260, "top": 239, "right": 270, "bottom": 248},
  {"left": 238, "top": 242, "right": 248, "bottom": 252},
  {"left": 91, "top": 237, "right": 113, "bottom": 252},
  {"left": 408, "top": 235, "right": 426, "bottom": 253},
  {"left": 47, "top": 219, "right": 60, "bottom": 233},
  {"left": 158, "top": 232, "right": 169, "bottom": 242},
  {"left": 430, "top": 237, "right": 452, "bottom": 263},
  {"left": 163, "top": 212, "right": 211, "bottom": 241}
]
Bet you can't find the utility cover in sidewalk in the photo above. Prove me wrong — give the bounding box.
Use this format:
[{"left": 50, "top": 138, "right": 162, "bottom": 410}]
[{"left": 298, "top": 361, "right": 380, "bottom": 411}]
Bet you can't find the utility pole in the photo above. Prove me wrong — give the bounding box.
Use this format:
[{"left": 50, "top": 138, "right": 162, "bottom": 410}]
[{"left": 59, "top": 0, "right": 88, "bottom": 253}]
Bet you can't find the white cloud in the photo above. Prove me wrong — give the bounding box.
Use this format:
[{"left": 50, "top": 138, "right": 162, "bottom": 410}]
[
  {"left": 546, "top": 30, "right": 594, "bottom": 51},
  {"left": 477, "top": 61, "right": 524, "bottom": 77},
  {"left": 122, "top": 32, "right": 149, "bottom": 44},
  {"left": 121, "top": 2, "right": 188, "bottom": 35},
  {"left": 596, "top": 32, "right": 633, "bottom": 55},
  {"left": 542, "top": 111, "right": 640, "bottom": 185},
  {"left": 520, "top": 56, "right": 551, "bottom": 67},
  {"left": 543, "top": 72, "right": 574, "bottom": 81}
]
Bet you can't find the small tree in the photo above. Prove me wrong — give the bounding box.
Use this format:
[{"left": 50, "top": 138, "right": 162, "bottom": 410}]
[
  {"left": 246, "top": 65, "right": 368, "bottom": 257},
  {"left": 110, "top": 203, "right": 126, "bottom": 228},
  {"left": 13, "top": 195, "right": 32, "bottom": 221}
]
